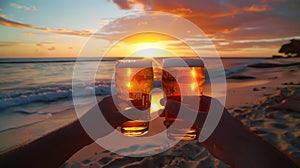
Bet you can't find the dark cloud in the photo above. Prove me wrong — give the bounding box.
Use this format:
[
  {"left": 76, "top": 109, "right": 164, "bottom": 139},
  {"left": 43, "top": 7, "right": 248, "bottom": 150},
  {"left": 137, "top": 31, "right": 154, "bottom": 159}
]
[
  {"left": 113, "top": 0, "right": 134, "bottom": 9},
  {"left": 0, "top": 16, "right": 93, "bottom": 37}
]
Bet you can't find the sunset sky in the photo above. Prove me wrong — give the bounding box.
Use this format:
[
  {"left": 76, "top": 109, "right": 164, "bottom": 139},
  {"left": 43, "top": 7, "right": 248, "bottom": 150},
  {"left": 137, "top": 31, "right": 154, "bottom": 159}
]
[{"left": 0, "top": 0, "right": 299, "bottom": 58}]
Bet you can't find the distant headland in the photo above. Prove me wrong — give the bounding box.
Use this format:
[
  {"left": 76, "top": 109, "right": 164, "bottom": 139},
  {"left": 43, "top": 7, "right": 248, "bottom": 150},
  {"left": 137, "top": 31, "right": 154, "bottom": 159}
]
[{"left": 273, "top": 39, "right": 300, "bottom": 58}]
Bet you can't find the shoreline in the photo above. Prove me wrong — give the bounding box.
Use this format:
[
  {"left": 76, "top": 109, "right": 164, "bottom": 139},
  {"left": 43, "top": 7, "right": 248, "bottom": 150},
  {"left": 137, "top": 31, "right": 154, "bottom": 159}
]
[{"left": 0, "top": 108, "right": 77, "bottom": 153}]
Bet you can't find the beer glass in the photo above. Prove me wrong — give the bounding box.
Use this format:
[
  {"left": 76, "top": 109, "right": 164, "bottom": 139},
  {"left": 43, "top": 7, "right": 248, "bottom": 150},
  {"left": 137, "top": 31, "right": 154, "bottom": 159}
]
[
  {"left": 115, "top": 59, "right": 154, "bottom": 136},
  {"left": 162, "top": 58, "right": 205, "bottom": 140}
]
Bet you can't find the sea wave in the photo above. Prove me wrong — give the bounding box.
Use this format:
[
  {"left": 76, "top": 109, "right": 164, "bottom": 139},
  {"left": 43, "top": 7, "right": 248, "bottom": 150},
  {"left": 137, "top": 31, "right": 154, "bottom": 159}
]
[
  {"left": 0, "top": 80, "right": 163, "bottom": 110},
  {"left": 0, "top": 81, "right": 112, "bottom": 110},
  {"left": 225, "top": 65, "right": 247, "bottom": 76},
  {"left": 0, "top": 64, "right": 248, "bottom": 111},
  {"left": 203, "top": 65, "right": 247, "bottom": 79}
]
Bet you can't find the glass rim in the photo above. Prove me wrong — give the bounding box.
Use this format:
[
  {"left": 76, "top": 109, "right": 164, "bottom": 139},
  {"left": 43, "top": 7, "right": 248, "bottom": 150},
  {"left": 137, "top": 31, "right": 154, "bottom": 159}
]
[{"left": 116, "top": 59, "right": 153, "bottom": 68}]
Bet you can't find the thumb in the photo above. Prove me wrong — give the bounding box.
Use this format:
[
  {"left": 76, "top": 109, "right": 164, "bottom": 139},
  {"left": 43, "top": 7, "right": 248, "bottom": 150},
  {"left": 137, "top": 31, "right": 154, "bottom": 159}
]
[
  {"left": 162, "top": 99, "right": 209, "bottom": 128},
  {"left": 161, "top": 99, "right": 181, "bottom": 118},
  {"left": 121, "top": 107, "right": 149, "bottom": 121}
]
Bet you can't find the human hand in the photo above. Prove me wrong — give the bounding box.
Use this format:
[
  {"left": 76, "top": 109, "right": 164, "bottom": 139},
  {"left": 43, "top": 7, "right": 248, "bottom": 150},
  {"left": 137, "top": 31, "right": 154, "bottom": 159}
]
[
  {"left": 0, "top": 95, "right": 150, "bottom": 168},
  {"left": 98, "top": 95, "right": 150, "bottom": 128},
  {"left": 163, "top": 96, "right": 300, "bottom": 167},
  {"left": 162, "top": 96, "right": 258, "bottom": 166}
]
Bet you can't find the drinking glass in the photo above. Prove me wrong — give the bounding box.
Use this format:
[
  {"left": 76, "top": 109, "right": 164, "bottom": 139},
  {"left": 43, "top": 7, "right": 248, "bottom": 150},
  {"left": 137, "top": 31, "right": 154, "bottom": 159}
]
[
  {"left": 115, "top": 59, "right": 154, "bottom": 136},
  {"left": 162, "top": 58, "right": 205, "bottom": 140}
]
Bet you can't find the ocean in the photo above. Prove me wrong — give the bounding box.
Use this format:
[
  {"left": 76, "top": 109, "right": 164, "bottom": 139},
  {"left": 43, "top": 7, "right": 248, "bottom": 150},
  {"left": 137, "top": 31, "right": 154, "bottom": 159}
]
[{"left": 0, "top": 57, "right": 290, "bottom": 151}]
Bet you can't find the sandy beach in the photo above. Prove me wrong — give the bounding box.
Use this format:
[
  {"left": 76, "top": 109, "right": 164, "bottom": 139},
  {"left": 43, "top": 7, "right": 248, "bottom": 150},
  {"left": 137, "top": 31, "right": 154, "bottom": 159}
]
[{"left": 61, "top": 59, "right": 300, "bottom": 168}]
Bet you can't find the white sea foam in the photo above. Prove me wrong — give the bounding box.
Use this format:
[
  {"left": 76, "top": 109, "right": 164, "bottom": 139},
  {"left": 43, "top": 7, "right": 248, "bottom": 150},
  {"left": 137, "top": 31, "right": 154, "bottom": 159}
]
[{"left": 0, "top": 81, "right": 112, "bottom": 110}]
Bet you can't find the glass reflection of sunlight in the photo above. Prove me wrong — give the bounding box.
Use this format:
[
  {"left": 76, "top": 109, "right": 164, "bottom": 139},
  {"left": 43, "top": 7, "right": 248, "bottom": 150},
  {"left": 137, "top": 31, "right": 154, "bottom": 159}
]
[{"left": 150, "top": 89, "right": 164, "bottom": 114}]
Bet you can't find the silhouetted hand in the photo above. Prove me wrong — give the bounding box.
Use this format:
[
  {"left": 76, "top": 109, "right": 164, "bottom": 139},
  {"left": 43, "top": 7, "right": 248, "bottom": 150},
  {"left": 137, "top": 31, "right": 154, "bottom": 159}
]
[
  {"left": 98, "top": 95, "right": 149, "bottom": 129},
  {"left": 0, "top": 95, "right": 148, "bottom": 168},
  {"left": 162, "top": 96, "right": 300, "bottom": 168}
]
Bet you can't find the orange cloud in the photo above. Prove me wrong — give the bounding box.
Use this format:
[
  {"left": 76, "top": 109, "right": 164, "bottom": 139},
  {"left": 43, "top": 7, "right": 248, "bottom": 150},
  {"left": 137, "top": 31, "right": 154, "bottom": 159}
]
[
  {"left": 211, "top": 9, "right": 241, "bottom": 18},
  {"left": 223, "top": 27, "right": 240, "bottom": 34},
  {"left": 169, "top": 8, "right": 193, "bottom": 16},
  {"left": 111, "top": 0, "right": 299, "bottom": 41},
  {"left": 109, "top": 0, "right": 300, "bottom": 57},
  {"left": 48, "top": 47, "right": 56, "bottom": 51},
  {"left": 0, "top": 16, "right": 93, "bottom": 37},
  {"left": 111, "top": 0, "right": 251, "bottom": 36},
  {"left": 244, "top": 4, "right": 269, "bottom": 12},
  {"left": 0, "top": 41, "right": 81, "bottom": 58},
  {"left": 113, "top": 0, "right": 135, "bottom": 9},
  {"left": 0, "top": 42, "right": 26, "bottom": 47},
  {"left": 36, "top": 42, "right": 54, "bottom": 47}
]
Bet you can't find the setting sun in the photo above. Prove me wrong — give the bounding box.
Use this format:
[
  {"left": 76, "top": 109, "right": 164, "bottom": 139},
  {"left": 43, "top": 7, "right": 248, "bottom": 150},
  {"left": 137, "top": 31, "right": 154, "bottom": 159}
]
[
  {"left": 104, "top": 32, "right": 197, "bottom": 58},
  {"left": 132, "top": 47, "right": 176, "bottom": 58},
  {"left": 130, "top": 42, "right": 167, "bottom": 58}
]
